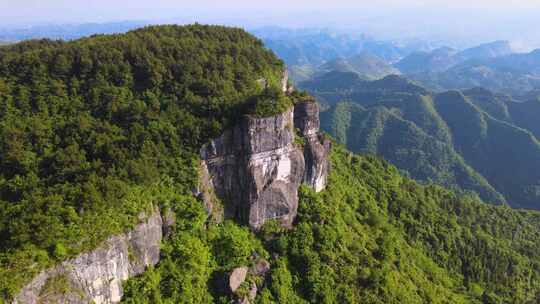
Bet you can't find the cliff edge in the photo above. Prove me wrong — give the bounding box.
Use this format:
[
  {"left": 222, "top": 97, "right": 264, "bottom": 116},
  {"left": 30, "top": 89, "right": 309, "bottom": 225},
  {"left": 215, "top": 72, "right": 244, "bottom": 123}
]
[
  {"left": 200, "top": 99, "right": 330, "bottom": 229},
  {"left": 13, "top": 210, "right": 163, "bottom": 304}
]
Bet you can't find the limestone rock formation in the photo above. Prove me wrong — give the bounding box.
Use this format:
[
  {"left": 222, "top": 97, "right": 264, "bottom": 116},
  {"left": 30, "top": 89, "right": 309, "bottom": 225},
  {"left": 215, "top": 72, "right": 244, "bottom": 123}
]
[
  {"left": 229, "top": 267, "right": 249, "bottom": 292},
  {"left": 250, "top": 259, "right": 271, "bottom": 276},
  {"left": 294, "top": 102, "right": 331, "bottom": 192},
  {"left": 13, "top": 210, "right": 163, "bottom": 304},
  {"left": 200, "top": 100, "right": 330, "bottom": 230}
]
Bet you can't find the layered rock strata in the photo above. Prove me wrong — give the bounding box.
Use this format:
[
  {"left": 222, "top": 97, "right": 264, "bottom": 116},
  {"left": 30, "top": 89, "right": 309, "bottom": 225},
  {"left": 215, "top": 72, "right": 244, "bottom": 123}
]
[
  {"left": 200, "top": 101, "right": 330, "bottom": 229},
  {"left": 13, "top": 210, "right": 163, "bottom": 304}
]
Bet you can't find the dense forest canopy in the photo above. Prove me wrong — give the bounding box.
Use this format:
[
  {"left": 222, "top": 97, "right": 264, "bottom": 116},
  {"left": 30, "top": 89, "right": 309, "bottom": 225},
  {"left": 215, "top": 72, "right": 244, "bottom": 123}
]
[
  {"left": 0, "top": 24, "right": 285, "bottom": 299},
  {"left": 304, "top": 71, "right": 540, "bottom": 210},
  {"left": 122, "top": 146, "right": 540, "bottom": 304}
]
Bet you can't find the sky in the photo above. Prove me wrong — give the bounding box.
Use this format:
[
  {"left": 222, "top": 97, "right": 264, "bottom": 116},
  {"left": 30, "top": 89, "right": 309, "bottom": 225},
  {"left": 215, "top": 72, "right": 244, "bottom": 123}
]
[{"left": 1, "top": 0, "right": 540, "bottom": 48}]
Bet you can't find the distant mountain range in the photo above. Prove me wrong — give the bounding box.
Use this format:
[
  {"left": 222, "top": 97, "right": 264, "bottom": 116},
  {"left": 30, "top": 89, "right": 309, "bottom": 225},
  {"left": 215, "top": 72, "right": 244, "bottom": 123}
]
[
  {"left": 0, "top": 21, "right": 147, "bottom": 41},
  {"left": 408, "top": 49, "right": 540, "bottom": 95},
  {"left": 301, "top": 71, "right": 540, "bottom": 210},
  {"left": 256, "top": 29, "right": 540, "bottom": 96},
  {"left": 390, "top": 41, "right": 540, "bottom": 95},
  {"left": 395, "top": 41, "right": 514, "bottom": 74},
  {"left": 314, "top": 51, "right": 400, "bottom": 80},
  {"left": 289, "top": 51, "right": 400, "bottom": 82},
  {"left": 395, "top": 46, "right": 461, "bottom": 74},
  {"left": 252, "top": 28, "right": 439, "bottom": 82},
  {"left": 252, "top": 28, "right": 420, "bottom": 66}
]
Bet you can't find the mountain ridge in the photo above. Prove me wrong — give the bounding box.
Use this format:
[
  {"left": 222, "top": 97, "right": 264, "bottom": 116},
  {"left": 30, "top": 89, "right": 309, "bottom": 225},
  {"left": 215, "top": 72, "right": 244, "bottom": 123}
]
[{"left": 308, "top": 70, "right": 540, "bottom": 209}]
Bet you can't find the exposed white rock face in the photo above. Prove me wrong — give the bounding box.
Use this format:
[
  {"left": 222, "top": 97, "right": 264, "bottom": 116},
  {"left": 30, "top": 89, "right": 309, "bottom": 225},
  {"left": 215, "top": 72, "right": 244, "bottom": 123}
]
[
  {"left": 229, "top": 267, "right": 249, "bottom": 292},
  {"left": 200, "top": 107, "right": 305, "bottom": 229},
  {"left": 13, "top": 210, "right": 163, "bottom": 304},
  {"left": 281, "top": 70, "right": 289, "bottom": 93},
  {"left": 200, "top": 101, "right": 330, "bottom": 230},
  {"left": 294, "top": 102, "right": 331, "bottom": 192}
]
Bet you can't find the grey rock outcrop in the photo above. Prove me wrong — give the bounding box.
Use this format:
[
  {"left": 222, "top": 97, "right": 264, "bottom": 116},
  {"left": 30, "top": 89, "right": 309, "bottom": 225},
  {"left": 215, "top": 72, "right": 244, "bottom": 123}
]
[
  {"left": 230, "top": 259, "right": 270, "bottom": 304},
  {"left": 200, "top": 100, "right": 330, "bottom": 230},
  {"left": 294, "top": 102, "right": 331, "bottom": 192},
  {"left": 13, "top": 210, "right": 163, "bottom": 304},
  {"left": 229, "top": 267, "right": 249, "bottom": 293},
  {"left": 249, "top": 259, "right": 271, "bottom": 276},
  {"left": 200, "top": 107, "right": 305, "bottom": 229}
]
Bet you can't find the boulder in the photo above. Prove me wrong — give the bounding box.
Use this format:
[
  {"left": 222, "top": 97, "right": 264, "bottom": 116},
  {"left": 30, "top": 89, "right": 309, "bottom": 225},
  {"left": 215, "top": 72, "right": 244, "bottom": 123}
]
[
  {"left": 229, "top": 267, "right": 249, "bottom": 293},
  {"left": 250, "top": 259, "right": 271, "bottom": 276}
]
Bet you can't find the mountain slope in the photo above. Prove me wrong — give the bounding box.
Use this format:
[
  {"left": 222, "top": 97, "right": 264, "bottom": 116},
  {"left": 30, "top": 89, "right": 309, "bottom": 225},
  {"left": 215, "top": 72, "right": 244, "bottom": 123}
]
[
  {"left": 123, "top": 146, "right": 540, "bottom": 303},
  {"left": 321, "top": 102, "right": 504, "bottom": 205},
  {"left": 434, "top": 91, "right": 540, "bottom": 209},
  {"left": 310, "top": 72, "right": 540, "bottom": 209},
  {"left": 0, "top": 24, "right": 286, "bottom": 299},
  {"left": 301, "top": 71, "right": 427, "bottom": 99},
  {"left": 463, "top": 87, "right": 540, "bottom": 139},
  {"left": 2, "top": 25, "right": 540, "bottom": 304}
]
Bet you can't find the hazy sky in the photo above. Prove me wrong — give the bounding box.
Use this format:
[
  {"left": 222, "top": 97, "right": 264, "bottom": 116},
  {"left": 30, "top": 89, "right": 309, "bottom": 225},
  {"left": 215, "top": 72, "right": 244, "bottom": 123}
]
[
  {"left": 3, "top": 0, "right": 540, "bottom": 24},
  {"left": 1, "top": 0, "right": 540, "bottom": 48}
]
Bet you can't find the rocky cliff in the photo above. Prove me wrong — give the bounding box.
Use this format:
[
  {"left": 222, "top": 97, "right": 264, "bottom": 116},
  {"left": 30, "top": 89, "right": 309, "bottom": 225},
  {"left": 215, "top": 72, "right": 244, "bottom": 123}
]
[
  {"left": 13, "top": 210, "right": 163, "bottom": 304},
  {"left": 13, "top": 76, "right": 329, "bottom": 303},
  {"left": 200, "top": 100, "right": 330, "bottom": 229},
  {"left": 294, "top": 102, "right": 331, "bottom": 192}
]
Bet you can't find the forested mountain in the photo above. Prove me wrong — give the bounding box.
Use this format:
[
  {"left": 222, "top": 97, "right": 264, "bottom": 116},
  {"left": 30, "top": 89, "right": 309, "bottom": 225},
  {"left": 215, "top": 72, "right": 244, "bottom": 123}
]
[
  {"left": 305, "top": 71, "right": 540, "bottom": 210},
  {"left": 1, "top": 25, "right": 540, "bottom": 304},
  {"left": 301, "top": 71, "right": 427, "bottom": 103},
  {"left": 123, "top": 146, "right": 540, "bottom": 304},
  {"left": 0, "top": 24, "right": 286, "bottom": 300}
]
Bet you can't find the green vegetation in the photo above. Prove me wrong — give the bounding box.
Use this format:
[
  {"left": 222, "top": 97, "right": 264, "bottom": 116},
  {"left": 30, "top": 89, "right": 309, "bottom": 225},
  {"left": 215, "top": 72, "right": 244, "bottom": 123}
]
[
  {"left": 2, "top": 23, "right": 540, "bottom": 304},
  {"left": 320, "top": 99, "right": 505, "bottom": 205},
  {"left": 0, "top": 24, "right": 284, "bottom": 300},
  {"left": 122, "top": 195, "right": 268, "bottom": 304},
  {"left": 434, "top": 91, "right": 540, "bottom": 209},
  {"left": 122, "top": 146, "right": 540, "bottom": 303},
  {"left": 38, "top": 273, "right": 84, "bottom": 301},
  {"left": 310, "top": 71, "right": 540, "bottom": 209},
  {"left": 246, "top": 86, "right": 293, "bottom": 117}
]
